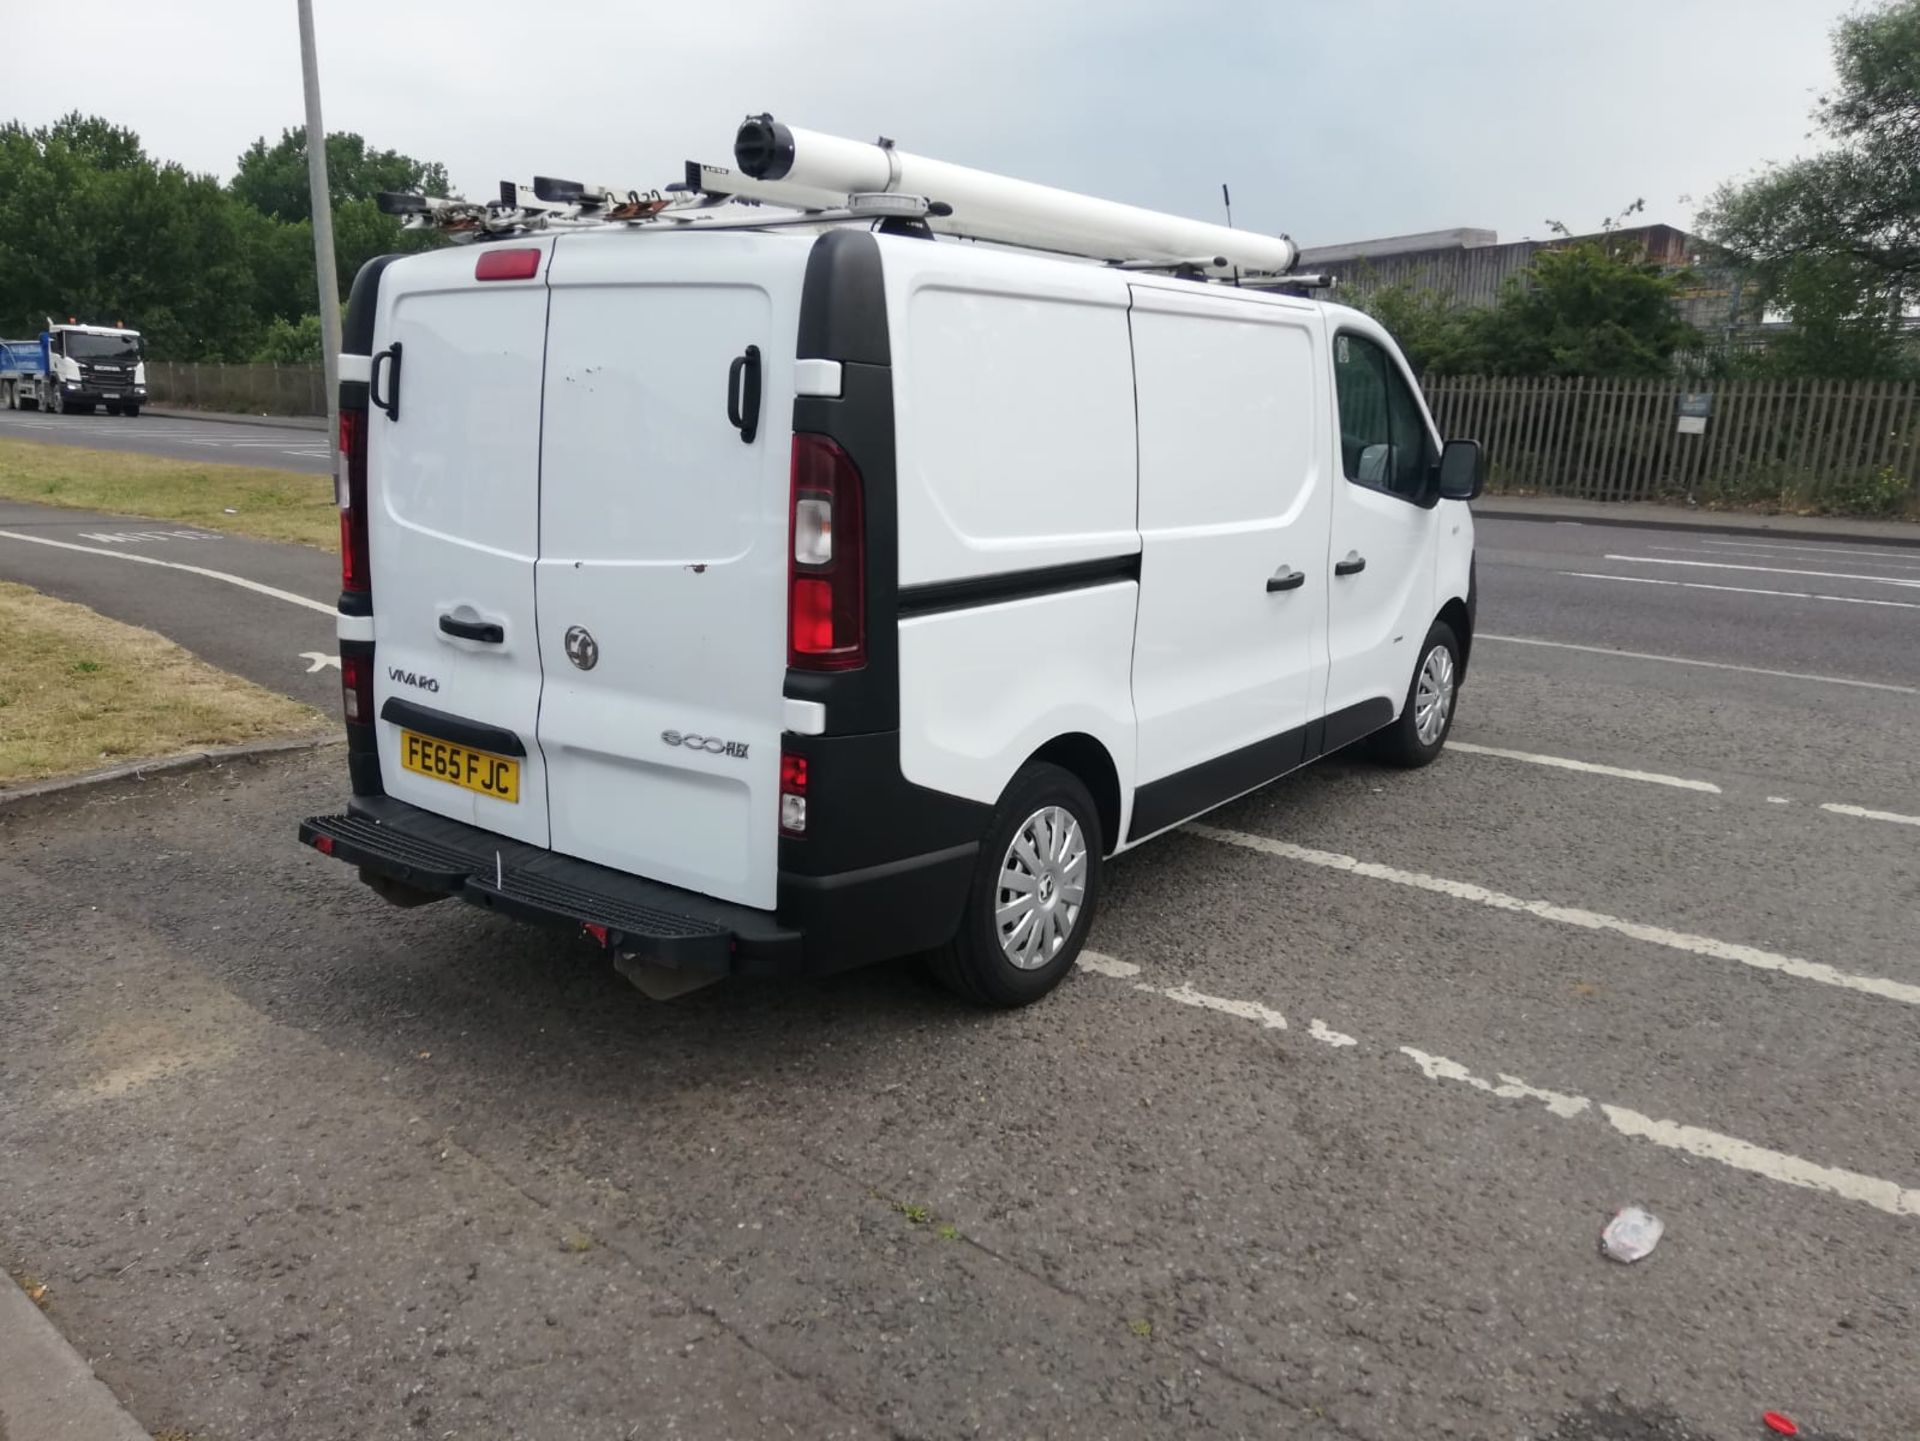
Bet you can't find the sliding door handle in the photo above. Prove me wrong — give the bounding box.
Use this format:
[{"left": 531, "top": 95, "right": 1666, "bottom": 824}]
[
  {"left": 1335, "top": 551, "right": 1367, "bottom": 576},
  {"left": 1266, "top": 567, "right": 1306, "bottom": 593}
]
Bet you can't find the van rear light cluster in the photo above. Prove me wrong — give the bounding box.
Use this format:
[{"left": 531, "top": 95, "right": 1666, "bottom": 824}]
[
  {"left": 787, "top": 434, "right": 865, "bottom": 670},
  {"left": 340, "top": 651, "right": 375, "bottom": 724},
  {"left": 337, "top": 405, "right": 371, "bottom": 598},
  {"left": 779, "top": 751, "right": 808, "bottom": 835}
]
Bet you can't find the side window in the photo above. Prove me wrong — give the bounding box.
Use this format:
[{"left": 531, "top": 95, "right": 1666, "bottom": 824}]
[
  {"left": 1334, "top": 333, "right": 1434, "bottom": 502},
  {"left": 1333, "top": 334, "right": 1391, "bottom": 486}
]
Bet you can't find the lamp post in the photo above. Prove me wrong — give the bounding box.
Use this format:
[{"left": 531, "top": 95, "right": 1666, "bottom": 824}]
[{"left": 297, "top": 0, "right": 341, "bottom": 439}]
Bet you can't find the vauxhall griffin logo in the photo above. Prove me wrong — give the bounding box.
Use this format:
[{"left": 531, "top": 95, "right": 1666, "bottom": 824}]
[{"left": 564, "top": 625, "right": 599, "bottom": 671}]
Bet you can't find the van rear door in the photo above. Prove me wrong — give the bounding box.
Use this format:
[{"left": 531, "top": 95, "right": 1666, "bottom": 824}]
[
  {"left": 535, "top": 232, "right": 808, "bottom": 910},
  {"left": 367, "top": 242, "right": 553, "bottom": 848}
]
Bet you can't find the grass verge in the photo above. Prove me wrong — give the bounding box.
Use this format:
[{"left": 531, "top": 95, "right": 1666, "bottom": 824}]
[
  {"left": 0, "top": 582, "right": 326, "bottom": 785},
  {"left": 0, "top": 437, "right": 335, "bottom": 549}
]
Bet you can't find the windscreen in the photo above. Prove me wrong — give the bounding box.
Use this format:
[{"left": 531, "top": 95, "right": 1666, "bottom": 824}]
[{"left": 64, "top": 332, "right": 142, "bottom": 363}]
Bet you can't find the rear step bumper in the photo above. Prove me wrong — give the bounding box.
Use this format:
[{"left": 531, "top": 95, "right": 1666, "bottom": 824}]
[{"left": 298, "top": 798, "right": 804, "bottom": 974}]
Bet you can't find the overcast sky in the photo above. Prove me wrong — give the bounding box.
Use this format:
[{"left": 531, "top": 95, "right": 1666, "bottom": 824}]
[{"left": 7, "top": 0, "right": 1853, "bottom": 246}]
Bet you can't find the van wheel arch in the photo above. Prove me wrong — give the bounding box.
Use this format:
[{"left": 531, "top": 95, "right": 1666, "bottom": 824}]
[{"left": 1023, "top": 733, "right": 1121, "bottom": 856}]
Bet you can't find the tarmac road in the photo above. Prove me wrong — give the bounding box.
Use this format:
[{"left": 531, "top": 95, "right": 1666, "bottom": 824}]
[
  {"left": 0, "top": 406, "right": 333, "bottom": 473},
  {"left": 1, "top": 512, "right": 1917, "bottom": 1440}
]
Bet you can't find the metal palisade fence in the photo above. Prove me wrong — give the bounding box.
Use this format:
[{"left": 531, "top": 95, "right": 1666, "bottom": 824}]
[
  {"left": 144, "top": 361, "right": 329, "bottom": 418},
  {"left": 141, "top": 362, "right": 1919, "bottom": 515},
  {"left": 1423, "top": 375, "right": 1920, "bottom": 515}
]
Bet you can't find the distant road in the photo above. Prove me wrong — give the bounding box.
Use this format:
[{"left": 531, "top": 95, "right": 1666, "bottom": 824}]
[{"left": 0, "top": 408, "right": 331, "bottom": 474}]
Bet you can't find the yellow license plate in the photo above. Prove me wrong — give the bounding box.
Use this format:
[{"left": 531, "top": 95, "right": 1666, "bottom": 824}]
[{"left": 399, "top": 730, "right": 520, "bottom": 803}]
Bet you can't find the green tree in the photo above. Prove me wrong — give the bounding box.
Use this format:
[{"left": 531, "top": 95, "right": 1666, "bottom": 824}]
[
  {"left": 231, "top": 127, "right": 449, "bottom": 223},
  {"left": 253, "top": 313, "right": 324, "bottom": 363},
  {"left": 1701, "top": 0, "right": 1920, "bottom": 373},
  {"left": 1469, "top": 236, "right": 1700, "bottom": 377}
]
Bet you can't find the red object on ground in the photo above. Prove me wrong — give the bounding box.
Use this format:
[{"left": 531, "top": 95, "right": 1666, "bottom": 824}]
[{"left": 1762, "top": 1413, "right": 1799, "bottom": 1436}]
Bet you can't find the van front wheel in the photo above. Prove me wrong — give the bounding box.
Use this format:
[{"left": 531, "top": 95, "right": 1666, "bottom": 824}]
[
  {"left": 926, "top": 763, "right": 1103, "bottom": 1008},
  {"left": 1369, "top": 619, "right": 1460, "bottom": 768}
]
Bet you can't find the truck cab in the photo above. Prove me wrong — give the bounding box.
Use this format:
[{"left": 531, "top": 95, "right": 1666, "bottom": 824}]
[{"left": 0, "top": 324, "right": 147, "bottom": 416}]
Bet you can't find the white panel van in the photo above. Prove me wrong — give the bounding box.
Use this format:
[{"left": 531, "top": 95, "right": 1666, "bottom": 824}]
[{"left": 300, "top": 221, "right": 1482, "bottom": 1007}]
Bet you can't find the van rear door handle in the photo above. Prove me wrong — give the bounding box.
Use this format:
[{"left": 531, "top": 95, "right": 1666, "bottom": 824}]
[
  {"left": 1266, "top": 567, "right": 1306, "bottom": 593},
  {"left": 1335, "top": 551, "right": 1367, "bottom": 576},
  {"left": 439, "top": 614, "right": 504, "bottom": 644}
]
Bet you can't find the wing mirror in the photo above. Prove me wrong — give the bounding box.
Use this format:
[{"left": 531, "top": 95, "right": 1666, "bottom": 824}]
[{"left": 1437, "top": 439, "right": 1486, "bottom": 501}]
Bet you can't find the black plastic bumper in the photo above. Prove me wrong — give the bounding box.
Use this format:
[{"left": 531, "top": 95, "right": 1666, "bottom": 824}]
[
  {"left": 65, "top": 386, "right": 145, "bottom": 404},
  {"left": 298, "top": 796, "right": 976, "bottom": 976}
]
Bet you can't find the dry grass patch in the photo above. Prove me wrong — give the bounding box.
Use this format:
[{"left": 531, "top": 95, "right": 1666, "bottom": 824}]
[
  {"left": 0, "top": 437, "right": 335, "bottom": 549},
  {"left": 0, "top": 582, "right": 325, "bottom": 785}
]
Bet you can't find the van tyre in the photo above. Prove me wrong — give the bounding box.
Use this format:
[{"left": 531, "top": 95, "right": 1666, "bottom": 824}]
[
  {"left": 1369, "top": 619, "right": 1460, "bottom": 768},
  {"left": 926, "top": 762, "right": 1103, "bottom": 1008}
]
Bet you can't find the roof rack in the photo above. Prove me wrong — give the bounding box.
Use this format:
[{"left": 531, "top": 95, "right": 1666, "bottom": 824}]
[{"left": 374, "top": 115, "right": 1321, "bottom": 294}]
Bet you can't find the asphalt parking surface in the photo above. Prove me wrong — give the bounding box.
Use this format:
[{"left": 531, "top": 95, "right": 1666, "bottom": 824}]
[
  {"left": 0, "top": 407, "right": 332, "bottom": 473},
  {"left": 2, "top": 516, "right": 1917, "bottom": 1440}
]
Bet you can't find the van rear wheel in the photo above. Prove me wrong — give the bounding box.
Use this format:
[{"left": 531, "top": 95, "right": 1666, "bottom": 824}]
[
  {"left": 1368, "top": 619, "right": 1460, "bottom": 768},
  {"left": 926, "top": 762, "right": 1103, "bottom": 1008}
]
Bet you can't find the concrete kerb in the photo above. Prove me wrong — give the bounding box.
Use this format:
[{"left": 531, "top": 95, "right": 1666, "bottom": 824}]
[
  {"left": 0, "top": 1276, "right": 150, "bottom": 1441},
  {"left": 0, "top": 732, "right": 340, "bottom": 810},
  {"left": 142, "top": 406, "right": 328, "bottom": 432}
]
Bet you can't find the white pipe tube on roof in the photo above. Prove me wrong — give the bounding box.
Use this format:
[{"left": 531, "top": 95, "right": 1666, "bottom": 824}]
[{"left": 734, "top": 116, "right": 1299, "bottom": 277}]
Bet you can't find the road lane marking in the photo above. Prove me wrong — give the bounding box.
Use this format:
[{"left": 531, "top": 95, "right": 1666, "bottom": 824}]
[
  {"left": 1186, "top": 824, "right": 1920, "bottom": 1007},
  {"left": 1821, "top": 802, "right": 1920, "bottom": 828},
  {"left": 0, "top": 529, "right": 334, "bottom": 615},
  {"left": 1602, "top": 1105, "right": 1920, "bottom": 1216},
  {"left": 1604, "top": 554, "right": 1920, "bottom": 590},
  {"left": 300, "top": 651, "right": 341, "bottom": 673},
  {"left": 1076, "top": 955, "right": 1920, "bottom": 1217},
  {"left": 1448, "top": 740, "right": 1721, "bottom": 793},
  {"left": 1478, "top": 633, "right": 1920, "bottom": 696},
  {"left": 1399, "top": 1048, "right": 1591, "bottom": 1117},
  {"left": 1566, "top": 571, "right": 1920, "bottom": 610},
  {"left": 1701, "top": 537, "right": 1920, "bottom": 563},
  {"left": 1646, "top": 541, "right": 1920, "bottom": 573}
]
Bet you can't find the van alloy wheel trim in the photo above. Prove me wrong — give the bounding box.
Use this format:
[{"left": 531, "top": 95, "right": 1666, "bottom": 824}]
[
  {"left": 995, "top": 804, "right": 1087, "bottom": 971},
  {"left": 1415, "top": 644, "right": 1456, "bottom": 746}
]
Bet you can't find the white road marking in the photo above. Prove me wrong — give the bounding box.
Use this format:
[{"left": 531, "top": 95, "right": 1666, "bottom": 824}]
[
  {"left": 1077, "top": 951, "right": 1141, "bottom": 979},
  {"left": 1647, "top": 541, "right": 1920, "bottom": 573},
  {"left": 0, "top": 529, "right": 334, "bottom": 615},
  {"left": 1768, "top": 796, "right": 1791, "bottom": 805},
  {"left": 1564, "top": 570, "right": 1920, "bottom": 612},
  {"left": 1602, "top": 1105, "right": 1920, "bottom": 1217},
  {"left": 1700, "top": 536, "right": 1920, "bottom": 564},
  {"left": 1821, "top": 802, "right": 1920, "bottom": 828},
  {"left": 1187, "top": 824, "right": 1920, "bottom": 1008},
  {"left": 300, "top": 651, "right": 341, "bottom": 673},
  {"left": 1478, "top": 633, "right": 1920, "bottom": 696},
  {"left": 1150, "top": 980, "right": 1288, "bottom": 1029},
  {"left": 1448, "top": 740, "right": 1721, "bottom": 793},
  {"left": 1604, "top": 553, "right": 1920, "bottom": 590},
  {"left": 1077, "top": 957, "right": 1920, "bottom": 1217},
  {"left": 1308, "top": 1019, "right": 1358, "bottom": 1048},
  {"left": 1400, "top": 1047, "right": 1591, "bottom": 1117}
]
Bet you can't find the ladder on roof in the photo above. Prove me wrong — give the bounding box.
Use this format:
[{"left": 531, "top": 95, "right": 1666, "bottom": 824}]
[{"left": 376, "top": 116, "right": 1335, "bottom": 292}]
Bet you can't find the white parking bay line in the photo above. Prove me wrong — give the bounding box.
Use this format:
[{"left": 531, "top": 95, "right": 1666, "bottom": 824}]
[
  {"left": 1448, "top": 740, "right": 1721, "bottom": 793},
  {"left": 1185, "top": 824, "right": 1920, "bottom": 1008},
  {"left": 1564, "top": 570, "right": 1920, "bottom": 612},
  {"left": 1074, "top": 953, "right": 1920, "bottom": 1217},
  {"left": 1821, "top": 802, "right": 1920, "bottom": 829},
  {"left": 1478, "top": 633, "right": 1920, "bottom": 696},
  {"left": 0, "top": 529, "right": 334, "bottom": 615},
  {"left": 1604, "top": 554, "right": 1920, "bottom": 590}
]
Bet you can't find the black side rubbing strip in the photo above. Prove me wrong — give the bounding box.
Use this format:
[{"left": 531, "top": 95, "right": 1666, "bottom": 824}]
[
  {"left": 899, "top": 554, "right": 1141, "bottom": 618},
  {"left": 1319, "top": 697, "right": 1395, "bottom": 755},
  {"left": 1128, "top": 724, "right": 1309, "bottom": 842},
  {"left": 379, "top": 698, "right": 527, "bottom": 757}
]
